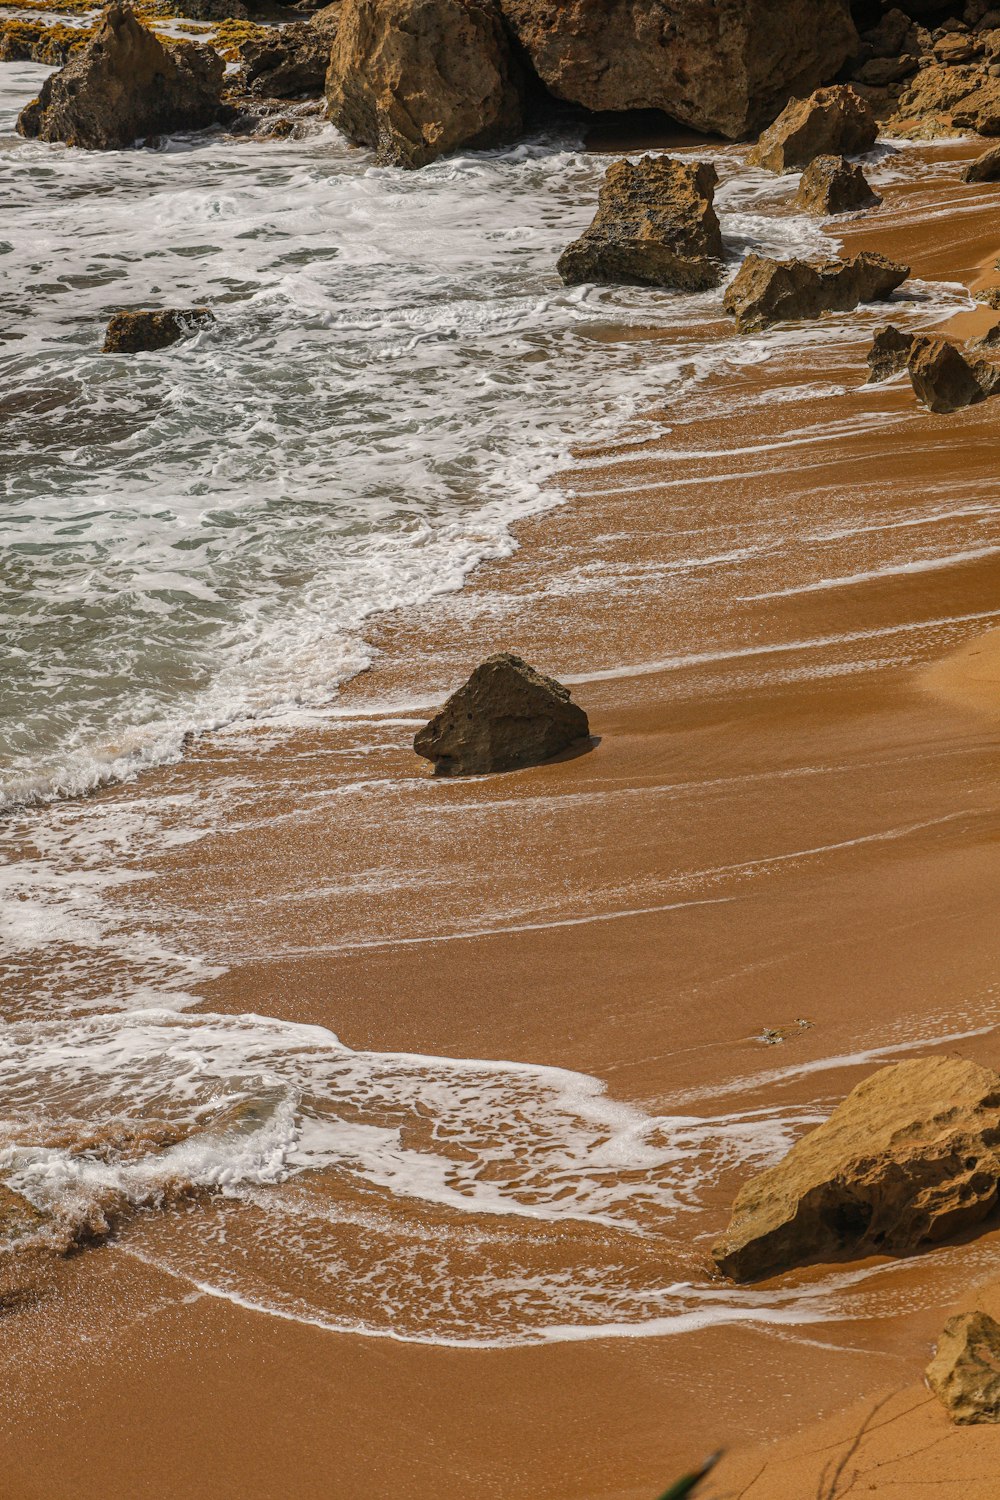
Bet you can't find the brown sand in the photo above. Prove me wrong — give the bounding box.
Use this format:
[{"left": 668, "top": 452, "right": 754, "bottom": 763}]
[{"left": 5, "top": 141, "right": 1000, "bottom": 1499}]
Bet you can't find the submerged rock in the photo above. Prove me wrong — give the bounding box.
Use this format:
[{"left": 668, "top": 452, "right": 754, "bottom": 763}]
[
  {"left": 236, "top": 22, "right": 329, "bottom": 98},
  {"left": 792, "top": 153, "right": 881, "bottom": 214},
  {"left": 414, "top": 653, "right": 589, "bottom": 776},
  {"left": 713, "top": 1056, "right": 1000, "bottom": 1282},
  {"left": 17, "top": 2, "right": 226, "bottom": 150},
  {"left": 557, "top": 156, "right": 723, "bottom": 291},
  {"left": 102, "top": 308, "right": 215, "bottom": 354},
  {"left": 325, "top": 0, "right": 522, "bottom": 169},
  {"left": 723, "top": 250, "right": 907, "bottom": 332},
  {"left": 866, "top": 324, "right": 915, "bottom": 382},
  {"left": 927, "top": 1311, "right": 1000, "bottom": 1424},
  {"left": 963, "top": 142, "right": 1000, "bottom": 181},
  {"left": 496, "top": 0, "right": 858, "bottom": 139},
  {"left": 748, "top": 84, "right": 877, "bottom": 173},
  {"left": 906, "top": 333, "right": 1000, "bottom": 412}
]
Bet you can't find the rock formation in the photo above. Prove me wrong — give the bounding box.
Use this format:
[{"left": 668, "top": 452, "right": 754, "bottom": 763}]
[
  {"left": 963, "top": 143, "right": 1000, "bottom": 181},
  {"left": 236, "top": 22, "right": 329, "bottom": 98},
  {"left": 748, "top": 85, "right": 878, "bottom": 173},
  {"left": 713, "top": 1055, "right": 1000, "bottom": 1282},
  {"left": 866, "top": 323, "right": 915, "bottom": 382},
  {"left": 496, "top": 0, "right": 858, "bottom": 139},
  {"left": 893, "top": 62, "right": 1000, "bottom": 137},
  {"left": 414, "top": 653, "right": 589, "bottom": 776},
  {"left": 723, "top": 251, "right": 908, "bottom": 333},
  {"left": 927, "top": 1311, "right": 1000, "bottom": 1424},
  {"left": 792, "top": 154, "right": 881, "bottom": 214},
  {"left": 102, "top": 308, "right": 215, "bottom": 354},
  {"left": 906, "top": 333, "right": 1000, "bottom": 413},
  {"left": 557, "top": 157, "right": 723, "bottom": 291},
  {"left": 325, "top": 0, "right": 523, "bottom": 169},
  {"left": 17, "top": 3, "right": 226, "bottom": 150}
]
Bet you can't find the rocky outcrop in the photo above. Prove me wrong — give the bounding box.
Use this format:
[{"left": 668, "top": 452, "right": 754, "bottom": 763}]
[
  {"left": 723, "top": 251, "right": 907, "bottom": 333},
  {"left": 557, "top": 157, "right": 723, "bottom": 291},
  {"left": 236, "top": 23, "right": 329, "bottom": 98},
  {"left": 414, "top": 653, "right": 589, "bottom": 776},
  {"left": 866, "top": 324, "right": 915, "bottom": 382},
  {"left": 927, "top": 1311, "right": 1000, "bottom": 1424},
  {"left": 906, "top": 333, "right": 1000, "bottom": 413},
  {"left": 792, "top": 153, "right": 881, "bottom": 214},
  {"left": 17, "top": 3, "right": 225, "bottom": 149},
  {"left": 713, "top": 1056, "right": 1000, "bottom": 1282},
  {"left": 963, "top": 143, "right": 1000, "bottom": 181},
  {"left": 496, "top": 0, "right": 858, "bottom": 139},
  {"left": 892, "top": 62, "right": 1000, "bottom": 137},
  {"left": 325, "top": 0, "right": 522, "bottom": 169},
  {"left": 0, "top": 18, "right": 91, "bottom": 66},
  {"left": 748, "top": 85, "right": 877, "bottom": 173},
  {"left": 102, "top": 308, "right": 215, "bottom": 354}
]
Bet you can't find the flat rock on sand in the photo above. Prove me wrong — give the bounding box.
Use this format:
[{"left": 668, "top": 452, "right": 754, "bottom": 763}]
[
  {"left": 927, "top": 1310, "right": 1000, "bottom": 1424},
  {"left": 723, "top": 249, "right": 907, "bottom": 332}
]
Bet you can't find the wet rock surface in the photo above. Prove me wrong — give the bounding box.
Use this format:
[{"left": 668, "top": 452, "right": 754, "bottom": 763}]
[
  {"left": 414, "top": 653, "right": 590, "bottom": 776},
  {"left": 927, "top": 1310, "right": 1000, "bottom": 1424},
  {"left": 906, "top": 332, "right": 1000, "bottom": 412},
  {"left": 557, "top": 156, "right": 723, "bottom": 291},
  {"left": 102, "top": 308, "right": 215, "bottom": 354},
  {"left": 236, "top": 22, "right": 329, "bottom": 98},
  {"left": 866, "top": 323, "right": 915, "bottom": 381},
  {"left": 963, "top": 142, "right": 1000, "bottom": 180},
  {"left": 747, "top": 84, "right": 877, "bottom": 173},
  {"left": 792, "top": 153, "right": 881, "bottom": 213},
  {"left": 723, "top": 250, "right": 908, "bottom": 332}
]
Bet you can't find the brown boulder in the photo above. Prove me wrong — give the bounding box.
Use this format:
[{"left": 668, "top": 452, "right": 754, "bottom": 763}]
[
  {"left": 17, "top": 3, "right": 225, "bottom": 150},
  {"left": 713, "top": 1056, "right": 1000, "bottom": 1282},
  {"left": 748, "top": 84, "right": 877, "bottom": 173},
  {"left": 792, "top": 153, "right": 882, "bottom": 213},
  {"left": 866, "top": 323, "right": 915, "bottom": 382},
  {"left": 927, "top": 1311, "right": 1000, "bottom": 1424},
  {"left": 414, "top": 653, "right": 589, "bottom": 776},
  {"left": 723, "top": 250, "right": 908, "bottom": 333},
  {"left": 963, "top": 143, "right": 1000, "bottom": 180},
  {"left": 325, "top": 0, "right": 522, "bottom": 169},
  {"left": 236, "top": 22, "right": 329, "bottom": 98},
  {"left": 102, "top": 308, "right": 215, "bottom": 354},
  {"left": 496, "top": 0, "right": 857, "bottom": 140},
  {"left": 557, "top": 157, "right": 723, "bottom": 292},
  {"left": 906, "top": 333, "right": 1000, "bottom": 412},
  {"left": 892, "top": 62, "right": 1000, "bottom": 137}
]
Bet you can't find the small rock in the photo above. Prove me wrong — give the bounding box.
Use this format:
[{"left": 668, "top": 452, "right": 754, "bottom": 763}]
[
  {"left": 557, "top": 156, "right": 723, "bottom": 291},
  {"left": 927, "top": 1311, "right": 1000, "bottom": 1423},
  {"left": 975, "top": 284, "right": 1000, "bottom": 307},
  {"left": 747, "top": 84, "right": 878, "bottom": 174},
  {"left": 906, "top": 332, "right": 1000, "bottom": 411},
  {"left": 102, "top": 308, "right": 215, "bottom": 354},
  {"left": 792, "top": 153, "right": 882, "bottom": 213},
  {"left": 866, "top": 323, "right": 915, "bottom": 381},
  {"left": 723, "top": 250, "right": 908, "bottom": 333},
  {"left": 413, "top": 653, "right": 589, "bottom": 776},
  {"left": 853, "top": 54, "right": 919, "bottom": 87},
  {"left": 236, "top": 21, "right": 328, "bottom": 98},
  {"left": 963, "top": 142, "right": 1000, "bottom": 179}
]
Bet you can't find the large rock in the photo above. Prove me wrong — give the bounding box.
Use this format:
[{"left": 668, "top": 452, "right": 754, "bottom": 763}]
[
  {"left": 892, "top": 62, "right": 1000, "bottom": 137},
  {"left": 17, "top": 3, "right": 225, "bottom": 149},
  {"left": 414, "top": 653, "right": 589, "bottom": 776},
  {"left": 906, "top": 333, "right": 1000, "bottom": 413},
  {"left": 748, "top": 84, "right": 877, "bottom": 173},
  {"left": 866, "top": 323, "right": 915, "bottom": 382},
  {"left": 496, "top": 0, "right": 858, "bottom": 139},
  {"left": 713, "top": 1056, "right": 1000, "bottom": 1282},
  {"left": 927, "top": 1311, "right": 1000, "bottom": 1424},
  {"left": 792, "top": 153, "right": 882, "bottom": 213},
  {"left": 236, "top": 22, "right": 330, "bottom": 98},
  {"left": 102, "top": 308, "right": 215, "bottom": 354},
  {"left": 723, "top": 250, "right": 908, "bottom": 332},
  {"left": 963, "top": 142, "right": 1000, "bottom": 181},
  {"left": 325, "top": 0, "right": 522, "bottom": 169},
  {"left": 557, "top": 157, "right": 723, "bottom": 291}
]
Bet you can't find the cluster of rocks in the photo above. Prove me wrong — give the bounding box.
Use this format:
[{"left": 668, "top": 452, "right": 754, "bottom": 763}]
[
  {"left": 866, "top": 322, "right": 1000, "bottom": 412},
  {"left": 850, "top": 3, "right": 1000, "bottom": 136}
]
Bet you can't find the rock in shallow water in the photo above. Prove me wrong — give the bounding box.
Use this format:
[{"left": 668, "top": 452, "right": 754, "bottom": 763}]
[
  {"left": 102, "top": 308, "right": 215, "bottom": 354},
  {"left": 748, "top": 84, "right": 877, "bottom": 173},
  {"left": 414, "top": 653, "right": 589, "bottom": 776},
  {"left": 723, "top": 250, "right": 907, "bottom": 332},
  {"left": 713, "top": 1056, "right": 1000, "bottom": 1282},
  {"left": 927, "top": 1311, "right": 1000, "bottom": 1424},
  {"left": 557, "top": 156, "right": 723, "bottom": 292},
  {"left": 866, "top": 323, "right": 915, "bottom": 382},
  {"left": 963, "top": 142, "right": 1000, "bottom": 181},
  {"left": 792, "top": 153, "right": 881, "bottom": 214}
]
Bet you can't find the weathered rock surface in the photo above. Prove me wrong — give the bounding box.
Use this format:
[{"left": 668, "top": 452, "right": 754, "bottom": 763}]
[
  {"left": 496, "top": 0, "right": 858, "bottom": 139},
  {"left": 102, "top": 308, "right": 215, "bottom": 354},
  {"left": 892, "top": 62, "right": 1000, "bottom": 137},
  {"left": 927, "top": 1311, "right": 1000, "bottom": 1424},
  {"left": 906, "top": 332, "right": 1000, "bottom": 412},
  {"left": 237, "top": 22, "right": 329, "bottom": 98},
  {"left": 723, "top": 250, "right": 908, "bottom": 332},
  {"left": 17, "top": 3, "right": 226, "bottom": 149},
  {"left": 557, "top": 156, "right": 723, "bottom": 291},
  {"left": 963, "top": 142, "right": 1000, "bottom": 180},
  {"left": 748, "top": 85, "right": 877, "bottom": 173},
  {"left": 713, "top": 1056, "right": 1000, "bottom": 1282},
  {"left": 866, "top": 323, "right": 915, "bottom": 381},
  {"left": 325, "top": 0, "right": 522, "bottom": 169},
  {"left": 414, "top": 653, "right": 589, "bottom": 776},
  {"left": 792, "top": 153, "right": 882, "bottom": 213}
]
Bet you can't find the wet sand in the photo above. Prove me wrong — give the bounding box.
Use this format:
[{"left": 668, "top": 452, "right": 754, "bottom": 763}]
[{"left": 5, "top": 142, "right": 1000, "bottom": 1497}]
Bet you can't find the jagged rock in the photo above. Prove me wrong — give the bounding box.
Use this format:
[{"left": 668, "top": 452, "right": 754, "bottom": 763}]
[
  {"left": 557, "top": 157, "right": 723, "bottom": 291},
  {"left": 866, "top": 323, "right": 915, "bottom": 381},
  {"left": 927, "top": 1311, "right": 1000, "bottom": 1424},
  {"left": 892, "top": 62, "right": 1000, "bottom": 136},
  {"left": 102, "top": 308, "right": 215, "bottom": 354},
  {"left": 325, "top": 0, "right": 522, "bottom": 169},
  {"left": 792, "top": 153, "right": 882, "bottom": 213},
  {"left": 496, "top": 0, "right": 858, "bottom": 139},
  {"left": 17, "top": 3, "right": 225, "bottom": 149},
  {"left": 748, "top": 85, "right": 877, "bottom": 173},
  {"left": 713, "top": 1056, "right": 1000, "bottom": 1282},
  {"left": 861, "top": 7, "right": 929, "bottom": 59},
  {"left": 723, "top": 250, "right": 908, "bottom": 332},
  {"left": 414, "top": 653, "right": 589, "bottom": 776},
  {"left": 963, "top": 142, "right": 1000, "bottom": 179},
  {"left": 906, "top": 332, "right": 1000, "bottom": 412},
  {"left": 0, "top": 18, "right": 91, "bottom": 66},
  {"left": 236, "top": 22, "right": 329, "bottom": 98},
  {"left": 310, "top": 2, "right": 342, "bottom": 32},
  {"left": 977, "top": 286, "right": 1000, "bottom": 308}
]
